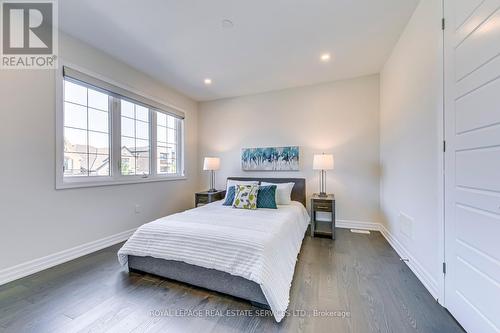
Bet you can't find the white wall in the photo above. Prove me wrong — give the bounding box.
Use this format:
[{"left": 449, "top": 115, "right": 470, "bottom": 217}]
[
  {"left": 0, "top": 33, "right": 198, "bottom": 271},
  {"left": 380, "top": 0, "right": 442, "bottom": 297},
  {"left": 198, "top": 75, "right": 381, "bottom": 224}
]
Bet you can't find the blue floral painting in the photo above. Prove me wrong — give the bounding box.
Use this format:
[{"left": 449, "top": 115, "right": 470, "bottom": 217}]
[{"left": 241, "top": 146, "right": 300, "bottom": 171}]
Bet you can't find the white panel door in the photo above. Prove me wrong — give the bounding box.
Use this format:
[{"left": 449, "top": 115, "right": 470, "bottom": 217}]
[{"left": 444, "top": 1, "right": 500, "bottom": 332}]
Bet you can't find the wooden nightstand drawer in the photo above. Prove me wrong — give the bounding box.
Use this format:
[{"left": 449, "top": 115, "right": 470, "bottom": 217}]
[
  {"left": 197, "top": 196, "right": 209, "bottom": 204},
  {"left": 313, "top": 200, "right": 332, "bottom": 211}
]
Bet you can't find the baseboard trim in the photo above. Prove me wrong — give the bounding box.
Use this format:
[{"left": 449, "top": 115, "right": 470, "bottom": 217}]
[
  {"left": 0, "top": 228, "right": 136, "bottom": 286},
  {"left": 336, "top": 219, "right": 381, "bottom": 231},
  {"left": 378, "top": 224, "right": 439, "bottom": 300}
]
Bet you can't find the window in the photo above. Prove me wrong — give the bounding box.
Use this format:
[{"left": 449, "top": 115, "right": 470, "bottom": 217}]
[
  {"left": 120, "top": 100, "right": 150, "bottom": 176},
  {"left": 63, "top": 80, "right": 111, "bottom": 177},
  {"left": 156, "top": 111, "right": 182, "bottom": 175},
  {"left": 57, "top": 65, "right": 185, "bottom": 189}
]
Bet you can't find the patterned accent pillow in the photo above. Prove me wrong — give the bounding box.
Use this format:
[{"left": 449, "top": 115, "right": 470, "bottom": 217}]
[
  {"left": 233, "top": 184, "right": 259, "bottom": 210},
  {"left": 223, "top": 186, "right": 236, "bottom": 206},
  {"left": 257, "top": 185, "right": 277, "bottom": 209}
]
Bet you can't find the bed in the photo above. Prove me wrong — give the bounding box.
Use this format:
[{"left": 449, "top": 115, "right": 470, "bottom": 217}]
[{"left": 117, "top": 177, "right": 309, "bottom": 322}]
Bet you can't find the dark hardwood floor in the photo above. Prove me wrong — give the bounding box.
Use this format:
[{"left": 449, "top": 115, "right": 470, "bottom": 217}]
[{"left": 0, "top": 229, "right": 464, "bottom": 333}]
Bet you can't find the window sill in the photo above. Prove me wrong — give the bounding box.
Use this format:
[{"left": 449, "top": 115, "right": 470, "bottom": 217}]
[{"left": 56, "top": 175, "right": 187, "bottom": 190}]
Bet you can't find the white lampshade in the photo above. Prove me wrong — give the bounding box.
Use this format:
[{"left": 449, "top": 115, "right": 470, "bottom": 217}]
[
  {"left": 313, "top": 154, "right": 334, "bottom": 170},
  {"left": 203, "top": 157, "right": 220, "bottom": 171}
]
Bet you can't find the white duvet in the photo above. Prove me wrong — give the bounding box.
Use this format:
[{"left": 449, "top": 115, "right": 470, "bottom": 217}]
[{"left": 117, "top": 201, "right": 310, "bottom": 322}]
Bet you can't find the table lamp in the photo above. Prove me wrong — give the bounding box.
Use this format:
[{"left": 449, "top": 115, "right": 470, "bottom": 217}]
[
  {"left": 313, "top": 153, "right": 334, "bottom": 197},
  {"left": 203, "top": 157, "right": 220, "bottom": 192}
]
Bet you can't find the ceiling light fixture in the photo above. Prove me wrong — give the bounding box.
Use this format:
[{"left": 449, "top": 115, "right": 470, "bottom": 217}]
[
  {"left": 320, "top": 53, "right": 331, "bottom": 62},
  {"left": 222, "top": 19, "right": 234, "bottom": 29},
  {"left": 204, "top": 78, "right": 212, "bottom": 85}
]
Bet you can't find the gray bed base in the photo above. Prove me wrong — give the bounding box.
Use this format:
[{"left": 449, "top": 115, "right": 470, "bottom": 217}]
[{"left": 128, "top": 255, "right": 269, "bottom": 308}]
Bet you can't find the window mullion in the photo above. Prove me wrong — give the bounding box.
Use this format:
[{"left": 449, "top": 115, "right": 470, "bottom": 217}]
[
  {"left": 111, "top": 95, "right": 121, "bottom": 179},
  {"left": 86, "top": 88, "right": 90, "bottom": 176},
  {"left": 151, "top": 110, "right": 158, "bottom": 177},
  {"left": 177, "top": 118, "right": 184, "bottom": 176},
  {"left": 133, "top": 105, "right": 137, "bottom": 176}
]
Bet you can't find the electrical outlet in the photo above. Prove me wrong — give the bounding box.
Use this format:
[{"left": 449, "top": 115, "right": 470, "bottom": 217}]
[{"left": 135, "top": 204, "right": 141, "bottom": 214}]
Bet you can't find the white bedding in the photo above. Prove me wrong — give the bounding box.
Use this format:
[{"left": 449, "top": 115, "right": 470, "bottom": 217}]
[{"left": 117, "top": 200, "right": 310, "bottom": 322}]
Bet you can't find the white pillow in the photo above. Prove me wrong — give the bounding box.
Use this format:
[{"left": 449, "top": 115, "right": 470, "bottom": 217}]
[
  {"left": 261, "top": 182, "right": 295, "bottom": 205},
  {"left": 225, "top": 180, "right": 259, "bottom": 199}
]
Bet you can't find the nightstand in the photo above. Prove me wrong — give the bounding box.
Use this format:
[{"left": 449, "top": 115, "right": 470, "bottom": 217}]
[
  {"left": 310, "top": 194, "right": 336, "bottom": 239},
  {"left": 195, "top": 190, "right": 226, "bottom": 207}
]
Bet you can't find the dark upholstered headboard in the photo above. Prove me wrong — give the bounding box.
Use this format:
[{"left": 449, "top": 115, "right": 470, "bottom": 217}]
[{"left": 226, "top": 177, "right": 306, "bottom": 207}]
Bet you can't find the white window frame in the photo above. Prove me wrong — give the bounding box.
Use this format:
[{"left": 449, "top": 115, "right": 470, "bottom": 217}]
[{"left": 56, "top": 61, "right": 186, "bottom": 189}]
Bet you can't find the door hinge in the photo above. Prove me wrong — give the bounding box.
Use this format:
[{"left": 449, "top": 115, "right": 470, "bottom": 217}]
[
  {"left": 443, "top": 140, "right": 446, "bottom": 153},
  {"left": 442, "top": 18, "right": 446, "bottom": 30},
  {"left": 443, "top": 262, "right": 447, "bottom": 274}
]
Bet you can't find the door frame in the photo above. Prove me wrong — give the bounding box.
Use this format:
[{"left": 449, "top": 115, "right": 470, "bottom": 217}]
[{"left": 439, "top": 0, "right": 449, "bottom": 307}]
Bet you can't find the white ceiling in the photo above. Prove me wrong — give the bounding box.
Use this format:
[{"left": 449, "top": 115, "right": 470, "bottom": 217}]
[{"left": 59, "top": 0, "right": 419, "bottom": 101}]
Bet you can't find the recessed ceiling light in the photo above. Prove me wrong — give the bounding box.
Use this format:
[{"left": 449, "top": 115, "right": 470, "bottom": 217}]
[
  {"left": 222, "top": 19, "right": 234, "bottom": 29},
  {"left": 204, "top": 78, "right": 212, "bottom": 85},
  {"left": 320, "top": 53, "right": 331, "bottom": 62}
]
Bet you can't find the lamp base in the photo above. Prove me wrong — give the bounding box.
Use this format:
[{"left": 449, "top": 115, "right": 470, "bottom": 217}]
[
  {"left": 208, "top": 188, "right": 217, "bottom": 193},
  {"left": 318, "top": 192, "right": 328, "bottom": 198}
]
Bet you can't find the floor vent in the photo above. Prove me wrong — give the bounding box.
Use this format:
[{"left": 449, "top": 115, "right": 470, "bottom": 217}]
[{"left": 350, "top": 229, "right": 370, "bottom": 234}]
